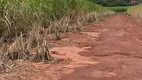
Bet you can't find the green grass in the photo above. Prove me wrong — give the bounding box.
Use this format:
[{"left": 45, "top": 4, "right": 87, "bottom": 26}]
[
  {"left": 0, "top": 0, "right": 109, "bottom": 38},
  {"left": 106, "top": 6, "right": 130, "bottom": 12}
]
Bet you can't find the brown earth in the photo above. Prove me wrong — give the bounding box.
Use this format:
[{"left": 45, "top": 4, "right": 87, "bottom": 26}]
[{"left": 1, "top": 14, "right": 142, "bottom": 80}]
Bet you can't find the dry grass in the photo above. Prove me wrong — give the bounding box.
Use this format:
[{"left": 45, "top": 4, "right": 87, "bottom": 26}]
[
  {"left": 0, "top": 25, "right": 53, "bottom": 72},
  {"left": 7, "top": 25, "right": 53, "bottom": 62},
  {"left": 127, "top": 5, "right": 142, "bottom": 19}
]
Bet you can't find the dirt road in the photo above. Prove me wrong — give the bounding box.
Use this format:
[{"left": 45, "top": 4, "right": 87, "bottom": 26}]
[
  {"left": 59, "top": 14, "right": 142, "bottom": 80},
  {"left": 1, "top": 14, "right": 142, "bottom": 80}
]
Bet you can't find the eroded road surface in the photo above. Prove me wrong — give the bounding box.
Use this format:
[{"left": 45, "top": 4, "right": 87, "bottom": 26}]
[
  {"left": 59, "top": 14, "right": 142, "bottom": 80},
  {"left": 2, "top": 14, "right": 142, "bottom": 80}
]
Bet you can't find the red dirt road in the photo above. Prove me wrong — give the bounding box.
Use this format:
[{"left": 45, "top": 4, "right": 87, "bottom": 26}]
[
  {"left": 1, "top": 14, "right": 142, "bottom": 80},
  {"left": 59, "top": 14, "right": 142, "bottom": 80}
]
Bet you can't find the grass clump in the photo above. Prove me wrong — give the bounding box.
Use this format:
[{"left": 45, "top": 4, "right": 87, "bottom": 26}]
[
  {"left": 106, "top": 6, "right": 130, "bottom": 12},
  {"left": 127, "top": 4, "right": 142, "bottom": 19}
]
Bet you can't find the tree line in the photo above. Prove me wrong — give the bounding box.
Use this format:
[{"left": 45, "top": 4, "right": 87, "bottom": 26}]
[{"left": 90, "top": 0, "right": 142, "bottom": 7}]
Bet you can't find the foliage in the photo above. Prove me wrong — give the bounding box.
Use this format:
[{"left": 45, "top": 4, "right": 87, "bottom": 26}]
[
  {"left": 107, "top": 6, "right": 130, "bottom": 12},
  {"left": 90, "top": 0, "right": 131, "bottom": 6},
  {"left": 0, "top": 0, "right": 106, "bottom": 38}
]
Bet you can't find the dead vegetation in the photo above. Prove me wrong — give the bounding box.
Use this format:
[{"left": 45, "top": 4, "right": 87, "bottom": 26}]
[
  {"left": 127, "top": 4, "right": 142, "bottom": 19},
  {"left": 0, "top": 25, "right": 53, "bottom": 72}
]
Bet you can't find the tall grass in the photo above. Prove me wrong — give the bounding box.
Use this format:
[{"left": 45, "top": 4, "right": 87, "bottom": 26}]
[
  {"left": 0, "top": 0, "right": 108, "bottom": 38},
  {"left": 127, "top": 4, "right": 142, "bottom": 19}
]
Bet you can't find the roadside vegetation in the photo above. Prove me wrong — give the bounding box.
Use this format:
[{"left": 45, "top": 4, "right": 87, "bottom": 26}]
[
  {"left": 0, "top": 0, "right": 115, "bottom": 72},
  {"left": 106, "top": 6, "right": 130, "bottom": 12},
  {"left": 127, "top": 4, "right": 142, "bottom": 19},
  {"left": 0, "top": 0, "right": 115, "bottom": 39}
]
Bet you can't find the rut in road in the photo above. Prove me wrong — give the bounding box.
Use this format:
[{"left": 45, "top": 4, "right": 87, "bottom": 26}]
[{"left": 60, "top": 14, "right": 142, "bottom": 80}]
